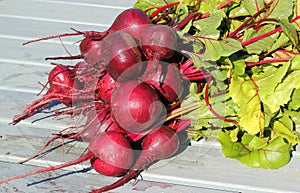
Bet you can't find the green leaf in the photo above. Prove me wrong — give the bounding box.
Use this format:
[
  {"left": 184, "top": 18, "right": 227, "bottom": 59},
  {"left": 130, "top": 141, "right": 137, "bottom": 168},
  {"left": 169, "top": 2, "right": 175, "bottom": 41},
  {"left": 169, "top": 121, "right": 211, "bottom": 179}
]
[
  {"left": 268, "top": 33, "right": 290, "bottom": 54},
  {"left": 182, "top": 93, "right": 236, "bottom": 129},
  {"left": 134, "top": 0, "right": 173, "bottom": 12},
  {"left": 263, "top": 70, "right": 300, "bottom": 113},
  {"left": 266, "top": 0, "right": 294, "bottom": 18},
  {"left": 290, "top": 55, "right": 300, "bottom": 71},
  {"left": 273, "top": 119, "right": 299, "bottom": 145},
  {"left": 198, "top": 0, "right": 228, "bottom": 13},
  {"left": 242, "top": 0, "right": 265, "bottom": 16},
  {"left": 243, "top": 25, "right": 279, "bottom": 54},
  {"left": 200, "top": 38, "right": 243, "bottom": 61},
  {"left": 289, "top": 89, "right": 300, "bottom": 110},
  {"left": 184, "top": 51, "right": 213, "bottom": 69},
  {"left": 252, "top": 62, "right": 291, "bottom": 103},
  {"left": 230, "top": 55, "right": 247, "bottom": 76},
  {"left": 238, "top": 136, "right": 292, "bottom": 169},
  {"left": 286, "top": 110, "right": 300, "bottom": 132},
  {"left": 229, "top": 19, "right": 244, "bottom": 33},
  {"left": 278, "top": 18, "right": 299, "bottom": 49},
  {"left": 229, "top": 75, "right": 264, "bottom": 135},
  {"left": 294, "top": 0, "right": 300, "bottom": 18},
  {"left": 183, "top": 51, "right": 229, "bottom": 80},
  {"left": 194, "top": 10, "right": 226, "bottom": 30},
  {"left": 193, "top": 10, "right": 226, "bottom": 39},
  {"left": 218, "top": 131, "right": 292, "bottom": 169},
  {"left": 179, "top": 0, "right": 199, "bottom": 6},
  {"left": 229, "top": 4, "right": 249, "bottom": 18}
]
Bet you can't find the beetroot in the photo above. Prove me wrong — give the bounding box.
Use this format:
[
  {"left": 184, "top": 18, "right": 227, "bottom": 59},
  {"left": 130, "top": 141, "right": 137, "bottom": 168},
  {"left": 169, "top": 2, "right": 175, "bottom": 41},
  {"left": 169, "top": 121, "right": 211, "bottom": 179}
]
[
  {"left": 47, "top": 64, "right": 76, "bottom": 104},
  {"left": 0, "top": 131, "right": 134, "bottom": 184},
  {"left": 142, "top": 62, "right": 184, "bottom": 103},
  {"left": 23, "top": 9, "right": 152, "bottom": 46},
  {"left": 140, "top": 25, "right": 177, "bottom": 61},
  {"left": 94, "top": 72, "right": 119, "bottom": 103},
  {"left": 45, "top": 37, "right": 102, "bottom": 65},
  {"left": 111, "top": 80, "right": 166, "bottom": 133},
  {"left": 88, "top": 131, "right": 134, "bottom": 176},
  {"left": 11, "top": 64, "right": 78, "bottom": 124},
  {"left": 100, "top": 31, "right": 144, "bottom": 82},
  {"left": 91, "top": 126, "right": 180, "bottom": 193},
  {"left": 79, "top": 37, "right": 102, "bottom": 64},
  {"left": 80, "top": 108, "right": 126, "bottom": 142},
  {"left": 106, "top": 8, "right": 152, "bottom": 41}
]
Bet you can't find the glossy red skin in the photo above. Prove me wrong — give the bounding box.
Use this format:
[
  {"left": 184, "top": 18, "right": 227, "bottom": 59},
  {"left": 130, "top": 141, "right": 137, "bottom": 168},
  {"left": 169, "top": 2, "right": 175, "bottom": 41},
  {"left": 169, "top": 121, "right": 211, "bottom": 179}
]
[
  {"left": 138, "top": 126, "right": 180, "bottom": 169},
  {"left": 108, "top": 8, "right": 152, "bottom": 41},
  {"left": 91, "top": 157, "right": 127, "bottom": 177},
  {"left": 140, "top": 25, "right": 177, "bottom": 60},
  {"left": 94, "top": 73, "right": 119, "bottom": 103},
  {"left": 142, "top": 62, "right": 183, "bottom": 104},
  {"left": 101, "top": 31, "right": 143, "bottom": 82},
  {"left": 88, "top": 131, "right": 134, "bottom": 176},
  {"left": 90, "top": 126, "right": 180, "bottom": 192},
  {"left": 80, "top": 108, "right": 125, "bottom": 142},
  {"left": 48, "top": 65, "right": 75, "bottom": 105},
  {"left": 79, "top": 37, "right": 102, "bottom": 64},
  {"left": 111, "top": 80, "right": 166, "bottom": 133}
]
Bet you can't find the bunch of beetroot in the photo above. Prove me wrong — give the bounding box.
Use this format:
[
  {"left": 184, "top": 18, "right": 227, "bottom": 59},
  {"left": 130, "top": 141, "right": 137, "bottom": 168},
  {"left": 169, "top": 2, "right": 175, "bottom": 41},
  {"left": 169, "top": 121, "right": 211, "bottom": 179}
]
[{"left": 2, "top": 8, "right": 203, "bottom": 193}]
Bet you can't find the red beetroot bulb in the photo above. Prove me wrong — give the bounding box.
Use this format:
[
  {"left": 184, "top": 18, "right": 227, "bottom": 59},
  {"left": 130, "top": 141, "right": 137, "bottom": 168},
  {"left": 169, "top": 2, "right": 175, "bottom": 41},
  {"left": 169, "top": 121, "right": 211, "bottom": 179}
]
[
  {"left": 142, "top": 62, "right": 184, "bottom": 104},
  {"left": 101, "top": 31, "right": 144, "bottom": 82},
  {"left": 111, "top": 80, "right": 166, "bottom": 133}
]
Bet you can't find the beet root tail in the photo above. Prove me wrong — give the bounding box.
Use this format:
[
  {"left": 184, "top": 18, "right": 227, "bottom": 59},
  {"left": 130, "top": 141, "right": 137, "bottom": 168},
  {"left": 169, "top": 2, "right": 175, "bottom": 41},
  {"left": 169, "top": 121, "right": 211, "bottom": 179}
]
[
  {"left": 10, "top": 95, "right": 60, "bottom": 125},
  {"left": 17, "top": 132, "right": 81, "bottom": 164},
  {"left": 90, "top": 170, "right": 141, "bottom": 193},
  {"left": 45, "top": 54, "right": 84, "bottom": 61},
  {"left": 0, "top": 151, "right": 94, "bottom": 184}
]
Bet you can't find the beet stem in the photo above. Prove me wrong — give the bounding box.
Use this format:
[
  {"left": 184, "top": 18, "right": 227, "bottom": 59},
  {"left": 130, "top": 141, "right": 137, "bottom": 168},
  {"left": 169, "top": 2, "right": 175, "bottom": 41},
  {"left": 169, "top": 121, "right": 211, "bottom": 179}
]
[
  {"left": 242, "top": 27, "right": 281, "bottom": 47},
  {"left": 205, "top": 77, "right": 238, "bottom": 125},
  {"left": 217, "top": 0, "right": 234, "bottom": 9},
  {"left": 246, "top": 58, "right": 291, "bottom": 66},
  {"left": 175, "top": 12, "right": 200, "bottom": 30},
  {"left": 242, "top": 16, "right": 300, "bottom": 47},
  {"left": 166, "top": 101, "right": 203, "bottom": 121},
  {"left": 150, "top": 1, "right": 180, "bottom": 19},
  {"left": 228, "top": 0, "right": 274, "bottom": 38}
]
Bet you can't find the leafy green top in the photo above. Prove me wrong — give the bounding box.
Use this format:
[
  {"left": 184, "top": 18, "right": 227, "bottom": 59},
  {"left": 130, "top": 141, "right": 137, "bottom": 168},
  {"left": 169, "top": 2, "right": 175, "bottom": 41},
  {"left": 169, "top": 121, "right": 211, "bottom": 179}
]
[{"left": 134, "top": 0, "right": 300, "bottom": 169}]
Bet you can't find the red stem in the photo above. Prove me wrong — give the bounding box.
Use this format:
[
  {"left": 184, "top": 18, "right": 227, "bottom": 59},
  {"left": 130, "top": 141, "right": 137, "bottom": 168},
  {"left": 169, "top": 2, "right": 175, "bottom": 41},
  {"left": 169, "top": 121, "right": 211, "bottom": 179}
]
[
  {"left": 185, "top": 75, "right": 210, "bottom": 81},
  {"left": 180, "top": 59, "right": 194, "bottom": 72},
  {"left": 150, "top": 1, "right": 180, "bottom": 19},
  {"left": 217, "top": 0, "right": 234, "bottom": 10},
  {"left": 204, "top": 77, "right": 238, "bottom": 125},
  {"left": 175, "top": 12, "right": 200, "bottom": 30},
  {"left": 242, "top": 16, "right": 300, "bottom": 47},
  {"left": 246, "top": 58, "right": 291, "bottom": 66},
  {"left": 242, "top": 27, "right": 281, "bottom": 47},
  {"left": 153, "top": 9, "right": 172, "bottom": 23},
  {"left": 193, "top": 0, "right": 234, "bottom": 21},
  {"left": 228, "top": 0, "right": 274, "bottom": 38}
]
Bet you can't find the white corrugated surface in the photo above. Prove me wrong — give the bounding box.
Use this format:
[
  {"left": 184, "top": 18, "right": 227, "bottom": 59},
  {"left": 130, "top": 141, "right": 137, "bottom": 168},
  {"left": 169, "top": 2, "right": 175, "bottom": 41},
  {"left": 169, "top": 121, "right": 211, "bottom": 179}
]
[{"left": 0, "top": 1, "right": 299, "bottom": 193}]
